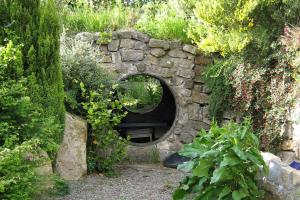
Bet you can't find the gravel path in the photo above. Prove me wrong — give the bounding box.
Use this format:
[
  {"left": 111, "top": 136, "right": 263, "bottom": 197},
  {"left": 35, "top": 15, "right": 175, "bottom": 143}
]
[{"left": 57, "top": 164, "right": 185, "bottom": 200}]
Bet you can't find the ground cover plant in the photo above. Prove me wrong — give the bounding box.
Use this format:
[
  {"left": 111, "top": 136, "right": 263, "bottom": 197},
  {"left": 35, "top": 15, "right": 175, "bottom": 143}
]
[{"left": 174, "top": 119, "right": 268, "bottom": 200}]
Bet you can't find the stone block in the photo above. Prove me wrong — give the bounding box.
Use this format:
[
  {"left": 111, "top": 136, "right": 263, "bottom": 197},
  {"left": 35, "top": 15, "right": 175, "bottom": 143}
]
[
  {"left": 194, "top": 65, "right": 206, "bottom": 76},
  {"left": 176, "top": 68, "right": 195, "bottom": 78},
  {"left": 116, "top": 30, "right": 132, "bottom": 39},
  {"left": 132, "top": 31, "right": 150, "bottom": 43},
  {"left": 120, "top": 49, "right": 144, "bottom": 61},
  {"left": 188, "top": 103, "right": 202, "bottom": 121},
  {"left": 183, "top": 44, "right": 197, "bottom": 55},
  {"left": 168, "top": 49, "right": 187, "bottom": 58},
  {"left": 160, "top": 57, "right": 174, "bottom": 68},
  {"left": 195, "top": 55, "right": 212, "bottom": 65},
  {"left": 112, "top": 52, "right": 122, "bottom": 64},
  {"left": 184, "top": 79, "right": 194, "bottom": 89},
  {"left": 150, "top": 48, "right": 166, "bottom": 57},
  {"left": 120, "top": 39, "right": 135, "bottom": 49},
  {"left": 144, "top": 55, "right": 159, "bottom": 65},
  {"left": 108, "top": 39, "right": 120, "bottom": 51},
  {"left": 169, "top": 41, "right": 182, "bottom": 49},
  {"left": 171, "top": 57, "right": 194, "bottom": 69},
  {"left": 101, "top": 55, "right": 112, "bottom": 63},
  {"left": 136, "top": 62, "right": 146, "bottom": 72},
  {"left": 56, "top": 113, "right": 87, "bottom": 180},
  {"left": 149, "top": 39, "right": 170, "bottom": 50},
  {"left": 192, "top": 91, "right": 209, "bottom": 104},
  {"left": 135, "top": 41, "right": 147, "bottom": 50}
]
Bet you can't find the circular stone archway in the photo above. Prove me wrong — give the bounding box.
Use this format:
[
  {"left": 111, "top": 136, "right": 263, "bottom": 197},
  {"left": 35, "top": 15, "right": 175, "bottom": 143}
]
[
  {"left": 74, "top": 29, "right": 216, "bottom": 162},
  {"left": 117, "top": 73, "right": 177, "bottom": 146}
]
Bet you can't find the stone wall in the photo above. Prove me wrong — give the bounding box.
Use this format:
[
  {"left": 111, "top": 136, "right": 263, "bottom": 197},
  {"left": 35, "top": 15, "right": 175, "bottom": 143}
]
[
  {"left": 261, "top": 152, "right": 300, "bottom": 200},
  {"left": 73, "top": 29, "right": 237, "bottom": 160}
]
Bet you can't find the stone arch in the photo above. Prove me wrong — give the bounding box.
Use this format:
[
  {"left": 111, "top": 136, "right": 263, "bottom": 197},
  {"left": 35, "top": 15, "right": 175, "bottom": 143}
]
[{"left": 74, "top": 29, "right": 232, "bottom": 161}]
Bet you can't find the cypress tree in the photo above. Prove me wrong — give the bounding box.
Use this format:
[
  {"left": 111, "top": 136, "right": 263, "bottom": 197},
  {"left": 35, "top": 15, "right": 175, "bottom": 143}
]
[{"left": 0, "top": 0, "right": 65, "bottom": 126}]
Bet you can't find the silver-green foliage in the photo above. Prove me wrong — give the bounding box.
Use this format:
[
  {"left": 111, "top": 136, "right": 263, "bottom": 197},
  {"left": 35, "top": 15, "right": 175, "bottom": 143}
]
[{"left": 173, "top": 119, "right": 267, "bottom": 200}]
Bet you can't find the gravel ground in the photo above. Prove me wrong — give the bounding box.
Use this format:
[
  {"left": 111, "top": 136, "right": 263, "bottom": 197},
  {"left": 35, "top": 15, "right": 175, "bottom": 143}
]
[{"left": 56, "top": 164, "right": 185, "bottom": 200}]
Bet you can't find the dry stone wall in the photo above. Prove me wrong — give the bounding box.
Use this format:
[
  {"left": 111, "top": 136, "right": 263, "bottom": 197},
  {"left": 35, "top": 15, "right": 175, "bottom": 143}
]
[{"left": 73, "top": 29, "right": 236, "bottom": 160}]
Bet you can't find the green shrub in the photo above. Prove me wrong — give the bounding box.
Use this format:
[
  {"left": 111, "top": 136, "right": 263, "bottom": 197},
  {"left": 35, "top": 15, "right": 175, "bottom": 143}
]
[
  {"left": 81, "top": 83, "right": 129, "bottom": 176},
  {"left": 0, "top": 140, "right": 42, "bottom": 200},
  {"left": 1, "top": 0, "right": 65, "bottom": 142},
  {"left": 135, "top": 1, "right": 190, "bottom": 43},
  {"left": 61, "top": 33, "right": 116, "bottom": 115},
  {"left": 173, "top": 119, "right": 267, "bottom": 200}
]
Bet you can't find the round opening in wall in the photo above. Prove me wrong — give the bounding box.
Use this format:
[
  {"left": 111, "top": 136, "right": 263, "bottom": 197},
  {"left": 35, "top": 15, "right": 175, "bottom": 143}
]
[
  {"left": 117, "top": 74, "right": 177, "bottom": 145},
  {"left": 118, "top": 74, "right": 163, "bottom": 114}
]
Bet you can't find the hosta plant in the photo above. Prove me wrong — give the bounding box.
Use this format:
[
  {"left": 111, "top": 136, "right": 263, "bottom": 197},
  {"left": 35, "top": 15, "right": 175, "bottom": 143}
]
[{"left": 173, "top": 119, "right": 268, "bottom": 200}]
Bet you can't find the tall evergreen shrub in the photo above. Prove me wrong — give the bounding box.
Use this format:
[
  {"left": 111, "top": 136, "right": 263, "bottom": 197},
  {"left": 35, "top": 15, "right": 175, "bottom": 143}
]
[{"left": 0, "top": 0, "right": 65, "bottom": 128}]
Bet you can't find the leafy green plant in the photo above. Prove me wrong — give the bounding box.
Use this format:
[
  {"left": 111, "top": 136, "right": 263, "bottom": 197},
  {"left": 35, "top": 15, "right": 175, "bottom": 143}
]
[
  {"left": 61, "top": 33, "right": 116, "bottom": 115},
  {"left": 81, "top": 83, "right": 129, "bottom": 176},
  {"left": 97, "top": 31, "right": 112, "bottom": 44},
  {"left": 173, "top": 119, "right": 267, "bottom": 200},
  {"left": 135, "top": 1, "right": 190, "bottom": 43}
]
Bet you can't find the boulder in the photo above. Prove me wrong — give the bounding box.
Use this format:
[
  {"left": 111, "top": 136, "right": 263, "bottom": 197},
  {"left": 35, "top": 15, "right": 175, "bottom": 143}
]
[{"left": 56, "top": 113, "right": 87, "bottom": 181}]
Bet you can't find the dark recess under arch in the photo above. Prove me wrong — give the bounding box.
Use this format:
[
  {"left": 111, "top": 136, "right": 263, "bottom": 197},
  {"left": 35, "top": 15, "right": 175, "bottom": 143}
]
[{"left": 118, "top": 75, "right": 176, "bottom": 145}]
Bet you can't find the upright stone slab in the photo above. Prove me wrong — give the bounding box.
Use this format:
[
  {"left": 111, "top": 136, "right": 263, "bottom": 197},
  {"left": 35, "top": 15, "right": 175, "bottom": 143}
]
[{"left": 56, "top": 113, "right": 87, "bottom": 180}]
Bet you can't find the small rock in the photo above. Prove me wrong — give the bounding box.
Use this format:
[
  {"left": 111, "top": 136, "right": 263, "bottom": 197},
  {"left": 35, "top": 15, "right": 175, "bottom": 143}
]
[
  {"left": 183, "top": 44, "right": 197, "bottom": 55},
  {"left": 136, "top": 62, "right": 147, "bottom": 72},
  {"left": 149, "top": 39, "right": 170, "bottom": 50},
  {"left": 150, "top": 48, "right": 166, "bottom": 57}
]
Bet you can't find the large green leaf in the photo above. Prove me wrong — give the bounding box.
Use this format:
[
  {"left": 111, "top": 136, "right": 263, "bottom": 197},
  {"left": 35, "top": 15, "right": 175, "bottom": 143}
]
[
  {"left": 178, "top": 160, "right": 195, "bottom": 172},
  {"left": 218, "top": 186, "right": 231, "bottom": 200},
  {"left": 220, "top": 154, "right": 240, "bottom": 167},
  {"left": 192, "top": 159, "right": 212, "bottom": 177},
  {"left": 232, "top": 189, "right": 247, "bottom": 200},
  {"left": 232, "top": 146, "right": 247, "bottom": 160},
  {"left": 210, "top": 167, "right": 232, "bottom": 183}
]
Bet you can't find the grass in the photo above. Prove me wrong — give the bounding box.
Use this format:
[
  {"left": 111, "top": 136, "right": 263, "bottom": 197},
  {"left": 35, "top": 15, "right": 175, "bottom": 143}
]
[
  {"left": 62, "top": 1, "right": 191, "bottom": 43},
  {"left": 63, "top": 5, "right": 139, "bottom": 32}
]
